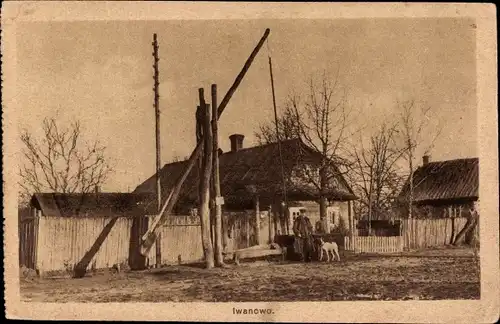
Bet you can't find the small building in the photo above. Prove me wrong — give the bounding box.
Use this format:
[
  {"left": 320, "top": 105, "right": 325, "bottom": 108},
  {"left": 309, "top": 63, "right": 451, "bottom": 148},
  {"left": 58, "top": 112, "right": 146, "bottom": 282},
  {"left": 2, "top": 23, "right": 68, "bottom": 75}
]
[
  {"left": 134, "top": 135, "right": 357, "bottom": 235},
  {"left": 397, "top": 155, "right": 479, "bottom": 219},
  {"left": 20, "top": 192, "right": 159, "bottom": 273}
]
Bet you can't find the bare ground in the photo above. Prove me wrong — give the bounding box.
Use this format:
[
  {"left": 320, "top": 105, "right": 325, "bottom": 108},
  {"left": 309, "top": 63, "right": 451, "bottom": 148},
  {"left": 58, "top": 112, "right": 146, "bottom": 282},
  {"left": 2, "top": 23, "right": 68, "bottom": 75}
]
[{"left": 20, "top": 247, "right": 480, "bottom": 302}]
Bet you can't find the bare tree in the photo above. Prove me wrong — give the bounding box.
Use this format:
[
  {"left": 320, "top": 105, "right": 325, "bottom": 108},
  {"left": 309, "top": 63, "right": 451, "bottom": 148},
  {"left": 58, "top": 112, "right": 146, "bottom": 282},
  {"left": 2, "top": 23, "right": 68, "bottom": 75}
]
[
  {"left": 19, "top": 117, "right": 113, "bottom": 204},
  {"left": 348, "top": 121, "right": 407, "bottom": 224},
  {"left": 255, "top": 72, "right": 359, "bottom": 230},
  {"left": 255, "top": 105, "right": 301, "bottom": 145},
  {"left": 397, "top": 100, "right": 442, "bottom": 218}
]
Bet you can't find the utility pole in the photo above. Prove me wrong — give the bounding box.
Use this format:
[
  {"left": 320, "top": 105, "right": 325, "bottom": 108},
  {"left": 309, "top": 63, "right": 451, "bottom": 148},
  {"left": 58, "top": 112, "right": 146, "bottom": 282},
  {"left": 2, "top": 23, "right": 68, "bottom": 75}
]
[
  {"left": 152, "top": 33, "right": 162, "bottom": 267},
  {"left": 268, "top": 49, "right": 289, "bottom": 235},
  {"left": 153, "top": 33, "right": 161, "bottom": 211}
]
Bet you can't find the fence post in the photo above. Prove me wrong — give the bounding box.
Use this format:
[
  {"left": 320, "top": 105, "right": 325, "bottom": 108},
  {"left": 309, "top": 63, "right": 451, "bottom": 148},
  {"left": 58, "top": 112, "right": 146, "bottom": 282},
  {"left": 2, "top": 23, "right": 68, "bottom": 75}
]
[
  {"left": 35, "top": 212, "right": 45, "bottom": 276},
  {"left": 254, "top": 196, "right": 260, "bottom": 245},
  {"left": 246, "top": 215, "right": 251, "bottom": 247},
  {"left": 268, "top": 205, "right": 274, "bottom": 244}
]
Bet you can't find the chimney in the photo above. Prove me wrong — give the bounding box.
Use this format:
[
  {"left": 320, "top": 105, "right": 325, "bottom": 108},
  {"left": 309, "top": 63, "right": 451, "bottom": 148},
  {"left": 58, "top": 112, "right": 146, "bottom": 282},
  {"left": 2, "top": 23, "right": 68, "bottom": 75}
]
[
  {"left": 94, "top": 185, "right": 100, "bottom": 194},
  {"left": 229, "top": 134, "right": 244, "bottom": 152},
  {"left": 423, "top": 155, "right": 430, "bottom": 166}
]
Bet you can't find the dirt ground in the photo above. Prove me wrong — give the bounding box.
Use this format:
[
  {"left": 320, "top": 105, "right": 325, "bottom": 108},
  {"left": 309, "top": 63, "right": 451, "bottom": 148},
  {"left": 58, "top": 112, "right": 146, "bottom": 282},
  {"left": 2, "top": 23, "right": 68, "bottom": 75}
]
[{"left": 20, "top": 247, "right": 480, "bottom": 302}]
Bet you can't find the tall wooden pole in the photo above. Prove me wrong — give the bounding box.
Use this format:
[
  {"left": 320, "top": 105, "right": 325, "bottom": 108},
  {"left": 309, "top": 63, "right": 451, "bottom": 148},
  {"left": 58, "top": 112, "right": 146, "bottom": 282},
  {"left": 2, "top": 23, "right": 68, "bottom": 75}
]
[
  {"left": 268, "top": 52, "right": 289, "bottom": 235},
  {"left": 198, "top": 88, "right": 215, "bottom": 269},
  {"left": 211, "top": 84, "right": 225, "bottom": 266},
  {"left": 152, "top": 33, "right": 162, "bottom": 267},
  {"left": 153, "top": 33, "right": 162, "bottom": 211},
  {"left": 140, "top": 28, "right": 271, "bottom": 256}
]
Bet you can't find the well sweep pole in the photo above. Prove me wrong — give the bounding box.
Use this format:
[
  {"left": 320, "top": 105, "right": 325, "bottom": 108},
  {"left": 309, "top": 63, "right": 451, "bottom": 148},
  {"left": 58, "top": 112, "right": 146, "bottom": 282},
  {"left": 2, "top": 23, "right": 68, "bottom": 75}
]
[{"left": 141, "top": 29, "right": 271, "bottom": 256}]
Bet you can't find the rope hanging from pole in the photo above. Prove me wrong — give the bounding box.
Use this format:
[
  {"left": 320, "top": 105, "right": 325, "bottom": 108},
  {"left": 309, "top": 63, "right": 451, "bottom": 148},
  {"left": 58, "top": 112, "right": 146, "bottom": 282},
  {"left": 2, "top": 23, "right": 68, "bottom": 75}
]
[{"left": 266, "top": 38, "right": 289, "bottom": 227}]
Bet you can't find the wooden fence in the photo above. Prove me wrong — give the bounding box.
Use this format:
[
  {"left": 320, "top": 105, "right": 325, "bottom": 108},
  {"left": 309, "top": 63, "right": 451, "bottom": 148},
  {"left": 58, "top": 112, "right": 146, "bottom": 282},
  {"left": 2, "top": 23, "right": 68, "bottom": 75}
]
[
  {"left": 344, "top": 217, "right": 478, "bottom": 253},
  {"left": 21, "top": 213, "right": 478, "bottom": 271},
  {"left": 345, "top": 236, "right": 404, "bottom": 253},
  {"left": 36, "top": 216, "right": 134, "bottom": 272},
  {"left": 18, "top": 211, "right": 273, "bottom": 273},
  {"left": 19, "top": 215, "right": 203, "bottom": 272},
  {"left": 401, "top": 217, "right": 478, "bottom": 250},
  {"left": 148, "top": 215, "right": 204, "bottom": 265},
  {"left": 19, "top": 218, "right": 38, "bottom": 270}
]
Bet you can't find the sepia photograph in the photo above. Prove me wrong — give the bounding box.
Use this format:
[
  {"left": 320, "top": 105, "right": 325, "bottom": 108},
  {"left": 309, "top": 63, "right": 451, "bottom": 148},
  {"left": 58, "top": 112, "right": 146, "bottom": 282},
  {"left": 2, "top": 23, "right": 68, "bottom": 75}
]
[{"left": 2, "top": 2, "right": 498, "bottom": 322}]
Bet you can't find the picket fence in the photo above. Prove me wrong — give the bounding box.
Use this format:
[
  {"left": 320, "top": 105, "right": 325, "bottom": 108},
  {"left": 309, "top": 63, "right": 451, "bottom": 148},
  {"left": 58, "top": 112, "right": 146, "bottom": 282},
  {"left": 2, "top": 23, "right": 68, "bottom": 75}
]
[
  {"left": 344, "top": 217, "right": 478, "bottom": 253},
  {"left": 344, "top": 236, "right": 404, "bottom": 253}
]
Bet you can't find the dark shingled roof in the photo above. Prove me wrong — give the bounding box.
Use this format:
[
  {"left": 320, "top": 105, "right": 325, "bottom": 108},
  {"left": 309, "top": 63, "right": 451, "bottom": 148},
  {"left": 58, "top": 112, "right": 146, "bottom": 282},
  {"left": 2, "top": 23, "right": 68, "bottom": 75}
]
[
  {"left": 398, "top": 158, "right": 479, "bottom": 204},
  {"left": 134, "top": 138, "right": 356, "bottom": 209},
  {"left": 31, "top": 192, "right": 157, "bottom": 217}
]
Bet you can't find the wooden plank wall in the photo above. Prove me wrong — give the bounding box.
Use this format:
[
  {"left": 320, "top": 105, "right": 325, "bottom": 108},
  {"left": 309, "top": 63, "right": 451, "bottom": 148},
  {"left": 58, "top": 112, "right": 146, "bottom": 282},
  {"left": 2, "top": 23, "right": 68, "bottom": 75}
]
[
  {"left": 19, "top": 218, "right": 38, "bottom": 269},
  {"left": 401, "top": 217, "right": 473, "bottom": 249},
  {"left": 149, "top": 215, "right": 204, "bottom": 265},
  {"left": 23, "top": 215, "right": 206, "bottom": 271},
  {"left": 36, "top": 216, "right": 132, "bottom": 272}
]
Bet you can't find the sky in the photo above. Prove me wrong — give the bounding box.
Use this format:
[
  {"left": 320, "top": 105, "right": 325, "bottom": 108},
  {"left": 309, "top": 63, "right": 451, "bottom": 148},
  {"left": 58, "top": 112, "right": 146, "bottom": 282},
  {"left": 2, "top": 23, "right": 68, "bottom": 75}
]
[{"left": 16, "top": 18, "right": 477, "bottom": 192}]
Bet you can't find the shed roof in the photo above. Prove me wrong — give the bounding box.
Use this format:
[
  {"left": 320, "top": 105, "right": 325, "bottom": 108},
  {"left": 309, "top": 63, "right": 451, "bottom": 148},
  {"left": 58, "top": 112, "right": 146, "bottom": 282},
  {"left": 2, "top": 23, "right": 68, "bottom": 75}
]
[
  {"left": 398, "top": 158, "right": 479, "bottom": 204},
  {"left": 134, "top": 138, "right": 356, "bottom": 209},
  {"left": 31, "top": 192, "right": 156, "bottom": 217}
]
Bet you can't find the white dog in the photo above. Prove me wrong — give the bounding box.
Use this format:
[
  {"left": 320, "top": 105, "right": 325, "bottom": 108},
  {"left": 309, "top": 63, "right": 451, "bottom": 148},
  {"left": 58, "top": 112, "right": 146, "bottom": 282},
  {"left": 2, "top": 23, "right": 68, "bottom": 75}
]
[{"left": 318, "top": 237, "right": 340, "bottom": 262}]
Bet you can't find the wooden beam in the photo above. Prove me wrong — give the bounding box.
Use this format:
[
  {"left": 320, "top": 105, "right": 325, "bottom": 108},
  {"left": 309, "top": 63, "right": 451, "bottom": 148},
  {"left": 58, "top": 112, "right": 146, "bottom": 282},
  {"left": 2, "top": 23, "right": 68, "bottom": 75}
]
[
  {"left": 140, "top": 28, "right": 271, "bottom": 256},
  {"left": 211, "top": 84, "right": 225, "bottom": 266},
  {"left": 198, "top": 90, "right": 214, "bottom": 269}
]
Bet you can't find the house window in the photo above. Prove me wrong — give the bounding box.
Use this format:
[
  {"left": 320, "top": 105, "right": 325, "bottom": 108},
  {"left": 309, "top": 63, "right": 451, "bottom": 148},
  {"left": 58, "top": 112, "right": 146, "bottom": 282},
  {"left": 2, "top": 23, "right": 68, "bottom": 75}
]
[
  {"left": 327, "top": 206, "right": 340, "bottom": 228},
  {"left": 289, "top": 207, "right": 301, "bottom": 222}
]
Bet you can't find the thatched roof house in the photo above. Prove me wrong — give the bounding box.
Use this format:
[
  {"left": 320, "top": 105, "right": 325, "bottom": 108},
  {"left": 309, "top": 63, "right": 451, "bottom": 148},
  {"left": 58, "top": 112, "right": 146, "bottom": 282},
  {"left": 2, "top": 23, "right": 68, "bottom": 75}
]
[
  {"left": 397, "top": 156, "right": 479, "bottom": 218},
  {"left": 398, "top": 156, "right": 479, "bottom": 205},
  {"left": 134, "top": 135, "right": 356, "bottom": 211}
]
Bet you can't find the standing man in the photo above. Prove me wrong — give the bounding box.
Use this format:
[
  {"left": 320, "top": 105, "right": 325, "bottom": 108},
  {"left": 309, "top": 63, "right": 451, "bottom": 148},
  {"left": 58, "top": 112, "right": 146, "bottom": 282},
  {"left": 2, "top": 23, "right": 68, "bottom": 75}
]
[{"left": 293, "top": 208, "right": 314, "bottom": 262}]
